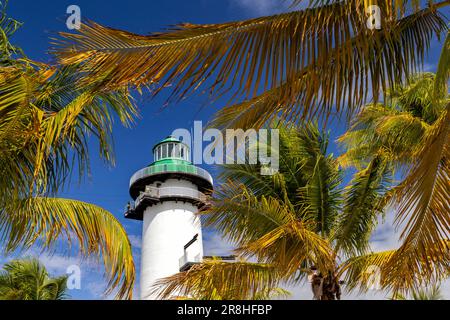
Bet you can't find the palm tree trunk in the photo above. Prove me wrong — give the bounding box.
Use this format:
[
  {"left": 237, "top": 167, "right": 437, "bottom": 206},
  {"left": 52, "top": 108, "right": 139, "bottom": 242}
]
[{"left": 310, "top": 272, "right": 342, "bottom": 300}]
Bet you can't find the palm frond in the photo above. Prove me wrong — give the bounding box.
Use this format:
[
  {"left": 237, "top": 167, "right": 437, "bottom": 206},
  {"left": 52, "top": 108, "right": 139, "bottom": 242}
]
[
  {"left": 209, "top": 5, "right": 448, "bottom": 129},
  {"left": 0, "top": 258, "right": 68, "bottom": 300},
  {"left": 392, "top": 284, "right": 444, "bottom": 300},
  {"left": 410, "top": 285, "right": 443, "bottom": 300},
  {"left": 153, "top": 261, "right": 281, "bottom": 300},
  {"left": 204, "top": 181, "right": 298, "bottom": 245},
  {"left": 389, "top": 72, "right": 448, "bottom": 123},
  {"left": 296, "top": 124, "right": 342, "bottom": 236},
  {"left": 0, "top": 0, "right": 23, "bottom": 60},
  {"left": 0, "top": 61, "right": 138, "bottom": 198},
  {"left": 334, "top": 155, "right": 392, "bottom": 256},
  {"left": 204, "top": 181, "right": 334, "bottom": 274},
  {"left": 0, "top": 197, "right": 135, "bottom": 299},
  {"left": 55, "top": 2, "right": 447, "bottom": 125},
  {"left": 338, "top": 103, "right": 431, "bottom": 168},
  {"left": 339, "top": 249, "right": 395, "bottom": 292},
  {"left": 237, "top": 207, "right": 334, "bottom": 275},
  {"left": 386, "top": 107, "right": 450, "bottom": 292},
  {"left": 341, "top": 239, "right": 450, "bottom": 294},
  {"left": 434, "top": 31, "right": 449, "bottom": 100}
]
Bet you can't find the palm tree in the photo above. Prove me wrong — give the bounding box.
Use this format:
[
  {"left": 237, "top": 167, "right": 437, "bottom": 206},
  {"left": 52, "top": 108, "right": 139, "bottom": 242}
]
[
  {"left": 0, "top": 4, "right": 136, "bottom": 298},
  {"left": 152, "top": 121, "right": 392, "bottom": 300},
  {"left": 337, "top": 50, "right": 449, "bottom": 293},
  {"left": 53, "top": 1, "right": 449, "bottom": 296},
  {"left": 0, "top": 259, "right": 68, "bottom": 300}
]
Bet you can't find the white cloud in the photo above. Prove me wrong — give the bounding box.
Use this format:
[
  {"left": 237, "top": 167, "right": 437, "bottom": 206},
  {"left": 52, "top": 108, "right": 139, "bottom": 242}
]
[
  {"left": 203, "top": 232, "right": 235, "bottom": 256},
  {"left": 37, "top": 254, "right": 83, "bottom": 274},
  {"left": 86, "top": 281, "right": 108, "bottom": 299},
  {"left": 0, "top": 249, "right": 88, "bottom": 275}
]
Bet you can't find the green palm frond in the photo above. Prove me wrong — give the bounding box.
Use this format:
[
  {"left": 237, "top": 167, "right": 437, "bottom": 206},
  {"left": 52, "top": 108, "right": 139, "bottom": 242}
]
[
  {"left": 296, "top": 123, "right": 342, "bottom": 236},
  {"left": 338, "top": 33, "right": 450, "bottom": 293},
  {"left": 389, "top": 73, "right": 448, "bottom": 123},
  {"left": 204, "top": 180, "right": 334, "bottom": 275},
  {"left": 0, "top": 258, "right": 68, "bottom": 300},
  {"left": 0, "top": 5, "right": 138, "bottom": 300},
  {"left": 299, "top": 155, "right": 342, "bottom": 236},
  {"left": 0, "top": 60, "right": 138, "bottom": 299},
  {"left": 334, "top": 155, "right": 392, "bottom": 256},
  {"left": 0, "top": 197, "right": 135, "bottom": 300},
  {"left": 218, "top": 121, "right": 340, "bottom": 211},
  {"left": 337, "top": 104, "right": 395, "bottom": 167},
  {"left": 0, "top": 1, "right": 23, "bottom": 60},
  {"left": 434, "top": 32, "right": 449, "bottom": 100}
]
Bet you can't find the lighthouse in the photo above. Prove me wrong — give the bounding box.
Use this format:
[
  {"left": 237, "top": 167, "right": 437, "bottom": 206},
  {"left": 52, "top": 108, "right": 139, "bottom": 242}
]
[{"left": 125, "top": 136, "right": 213, "bottom": 299}]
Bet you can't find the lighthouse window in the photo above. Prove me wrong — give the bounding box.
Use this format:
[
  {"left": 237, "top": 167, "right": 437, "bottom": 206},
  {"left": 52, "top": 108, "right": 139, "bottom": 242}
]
[
  {"left": 158, "top": 146, "right": 162, "bottom": 160},
  {"left": 168, "top": 143, "right": 174, "bottom": 158},
  {"left": 162, "top": 144, "right": 168, "bottom": 158},
  {"left": 180, "top": 147, "right": 184, "bottom": 159},
  {"left": 174, "top": 144, "right": 181, "bottom": 158}
]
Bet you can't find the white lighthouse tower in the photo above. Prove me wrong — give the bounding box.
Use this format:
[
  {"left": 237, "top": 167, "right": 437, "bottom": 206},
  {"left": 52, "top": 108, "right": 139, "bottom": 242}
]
[{"left": 125, "top": 136, "right": 213, "bottom": 300}]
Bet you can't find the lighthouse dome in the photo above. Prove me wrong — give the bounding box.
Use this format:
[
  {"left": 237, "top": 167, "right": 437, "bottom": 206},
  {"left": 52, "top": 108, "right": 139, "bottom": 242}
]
[
  {"left": 152, "top": 136, "right": 190, "bottom": 163},
  {"left": 128, "top": 135, "right": 213, "bottom": 205}
]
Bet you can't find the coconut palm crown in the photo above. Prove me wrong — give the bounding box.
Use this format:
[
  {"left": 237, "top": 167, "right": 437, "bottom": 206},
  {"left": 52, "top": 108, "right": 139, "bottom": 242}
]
[
  {"left": 0, "top": 3, "right": 136, "bottom": 299},
  {"left": 0, "top": 258, "right": 68, "bottom": 300}
]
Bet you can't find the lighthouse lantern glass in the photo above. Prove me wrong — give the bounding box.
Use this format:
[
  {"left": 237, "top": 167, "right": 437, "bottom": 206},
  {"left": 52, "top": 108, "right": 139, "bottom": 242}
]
[{"left": 152, "top": 138, "right": 192, "bottom": 162}]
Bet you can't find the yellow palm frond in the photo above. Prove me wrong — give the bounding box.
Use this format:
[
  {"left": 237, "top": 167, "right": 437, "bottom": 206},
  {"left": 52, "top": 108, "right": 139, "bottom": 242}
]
[
  {"left": 211, "top": 7, "right": 447, "bottom": 129},
  {"left": 337, "top": 103, "right": 432, "bottom": 169},
  {"left": 237, "top": 215, "right": 334, "bottom": 276},
  {"left": 387, "top": 107, "right": 450, "bottom": 291},
  {"left": 340, "top": 239, "right": 450, "bottom": 293},
  {"left": 204, "top": 180, "right": 334, "bottom": 275},
  {"left": 152, "top": 261, "right": 281, "bottom": 300},
  {"left": 339, "top": 249, "right": 395, "bottom": 292},
  {"left": 0, "top": 9, "right": 138, "bottom": 300},
  {"left": 55, "top": 2, "right": 447, "bottom": 125},
  {"left": 203, "top": 181, "right": 295, "bottom": 245},
  {"left": 0, "top": 60, "right": 138, "bottom": 199},
  {"left": 0, "top": 197, "right": 135, "bottom": 299}
]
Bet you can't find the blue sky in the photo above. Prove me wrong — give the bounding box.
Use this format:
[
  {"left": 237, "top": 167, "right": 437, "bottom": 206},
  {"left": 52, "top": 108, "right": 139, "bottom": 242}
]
[{"left": 2, "top": 0, "right": 448, "bottom": 300}]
